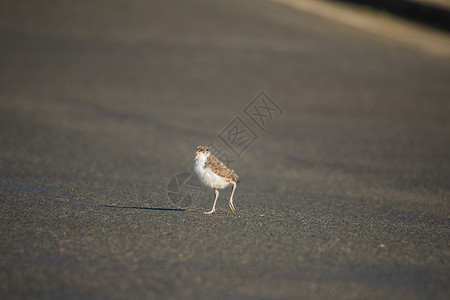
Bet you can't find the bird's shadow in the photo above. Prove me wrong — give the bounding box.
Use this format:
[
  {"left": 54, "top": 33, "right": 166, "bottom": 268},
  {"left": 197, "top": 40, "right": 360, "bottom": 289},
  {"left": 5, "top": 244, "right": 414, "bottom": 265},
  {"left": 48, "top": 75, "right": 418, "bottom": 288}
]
[{"left": 103, "top": 204, "right": 186, "bottom": 211}]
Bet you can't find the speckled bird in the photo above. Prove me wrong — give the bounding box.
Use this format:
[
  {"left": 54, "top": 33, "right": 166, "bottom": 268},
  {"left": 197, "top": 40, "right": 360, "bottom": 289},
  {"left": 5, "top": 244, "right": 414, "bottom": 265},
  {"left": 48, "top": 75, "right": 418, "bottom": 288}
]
[{"left": 194, "top": 146, "right": 239, "bottom": 214}]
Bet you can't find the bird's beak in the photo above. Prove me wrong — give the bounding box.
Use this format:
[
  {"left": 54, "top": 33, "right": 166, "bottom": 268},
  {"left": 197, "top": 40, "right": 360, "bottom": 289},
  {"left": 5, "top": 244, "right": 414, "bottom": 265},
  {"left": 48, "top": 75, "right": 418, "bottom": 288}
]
[{"left": 194, "top": 152, "right": 200, "bottom": 160}]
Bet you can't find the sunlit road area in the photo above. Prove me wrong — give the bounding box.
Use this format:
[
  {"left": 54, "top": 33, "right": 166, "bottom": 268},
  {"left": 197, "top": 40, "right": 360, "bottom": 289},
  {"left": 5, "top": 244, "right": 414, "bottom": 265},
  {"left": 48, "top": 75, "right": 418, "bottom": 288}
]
[{"left": 0, "top": 0, "right": 449, "bottom": 299}]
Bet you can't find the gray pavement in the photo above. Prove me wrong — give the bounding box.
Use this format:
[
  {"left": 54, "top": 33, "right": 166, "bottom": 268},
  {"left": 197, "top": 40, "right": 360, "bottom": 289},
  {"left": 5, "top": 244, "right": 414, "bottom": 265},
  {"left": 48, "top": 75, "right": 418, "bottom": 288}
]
[{"left": 0, "top": 0, "right": 449, "bottom": 299}]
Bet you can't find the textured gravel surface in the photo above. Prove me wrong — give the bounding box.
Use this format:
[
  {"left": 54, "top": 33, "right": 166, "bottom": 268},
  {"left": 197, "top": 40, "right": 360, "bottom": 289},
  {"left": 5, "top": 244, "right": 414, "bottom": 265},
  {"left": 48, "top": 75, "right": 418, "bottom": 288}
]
[{"left": 0, "top": 0, "right": 449, "bottom": 299}]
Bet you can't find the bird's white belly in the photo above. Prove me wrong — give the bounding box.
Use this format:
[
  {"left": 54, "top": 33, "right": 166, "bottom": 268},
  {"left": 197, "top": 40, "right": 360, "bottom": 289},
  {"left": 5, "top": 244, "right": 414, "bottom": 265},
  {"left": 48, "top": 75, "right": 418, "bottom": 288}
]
[{"left": 195, "top": 162, "right": 230, "bottom": 189}]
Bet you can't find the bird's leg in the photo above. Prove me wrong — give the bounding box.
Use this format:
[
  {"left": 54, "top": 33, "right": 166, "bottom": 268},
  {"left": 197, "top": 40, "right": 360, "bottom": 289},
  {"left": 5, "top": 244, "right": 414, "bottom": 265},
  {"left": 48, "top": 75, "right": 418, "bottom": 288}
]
[
  {"left": 228, "top": 182, "right": 237, "bottom": 213},
  {"left": 204, "top": 188, "right": 219, "bottom": 214}
]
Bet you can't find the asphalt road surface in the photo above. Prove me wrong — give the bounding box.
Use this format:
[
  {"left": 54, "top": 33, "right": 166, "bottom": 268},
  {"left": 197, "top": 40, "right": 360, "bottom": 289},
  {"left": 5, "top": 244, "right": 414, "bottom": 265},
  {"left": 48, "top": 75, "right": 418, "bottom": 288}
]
[{"left": 0, "top": 0, "right": 449, "bottom": 299}]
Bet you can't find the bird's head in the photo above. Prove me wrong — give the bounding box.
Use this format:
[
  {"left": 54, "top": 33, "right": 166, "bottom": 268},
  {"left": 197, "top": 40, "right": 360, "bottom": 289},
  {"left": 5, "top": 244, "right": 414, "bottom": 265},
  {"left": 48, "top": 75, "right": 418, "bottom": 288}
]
[{"left": 195, "top": 145, "right": 209, "bottom": 160}]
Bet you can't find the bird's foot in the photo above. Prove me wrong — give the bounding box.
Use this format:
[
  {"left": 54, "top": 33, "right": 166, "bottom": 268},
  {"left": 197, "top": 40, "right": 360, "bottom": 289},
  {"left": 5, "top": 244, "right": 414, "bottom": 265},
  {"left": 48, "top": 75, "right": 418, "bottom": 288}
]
[
  {"left": 229, "top": 202, "right": 235, "bottom": 213},
  {"left": 203, "top": 209, "right": 216, "bottom": 215}
]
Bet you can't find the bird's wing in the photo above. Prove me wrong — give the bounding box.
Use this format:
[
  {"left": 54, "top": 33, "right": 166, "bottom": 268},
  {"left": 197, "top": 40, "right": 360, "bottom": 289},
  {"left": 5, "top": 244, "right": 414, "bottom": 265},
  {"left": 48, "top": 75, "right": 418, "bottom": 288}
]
[{"left": 206, "top": 155, "right": 239, "bottom": 182}]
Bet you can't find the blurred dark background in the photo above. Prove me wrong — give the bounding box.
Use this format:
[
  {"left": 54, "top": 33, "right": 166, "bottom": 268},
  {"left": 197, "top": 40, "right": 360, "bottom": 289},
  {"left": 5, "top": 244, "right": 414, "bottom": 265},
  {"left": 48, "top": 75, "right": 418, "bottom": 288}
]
[{"left": 332, "top": 0, "right": 450, "bottom": 31}]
